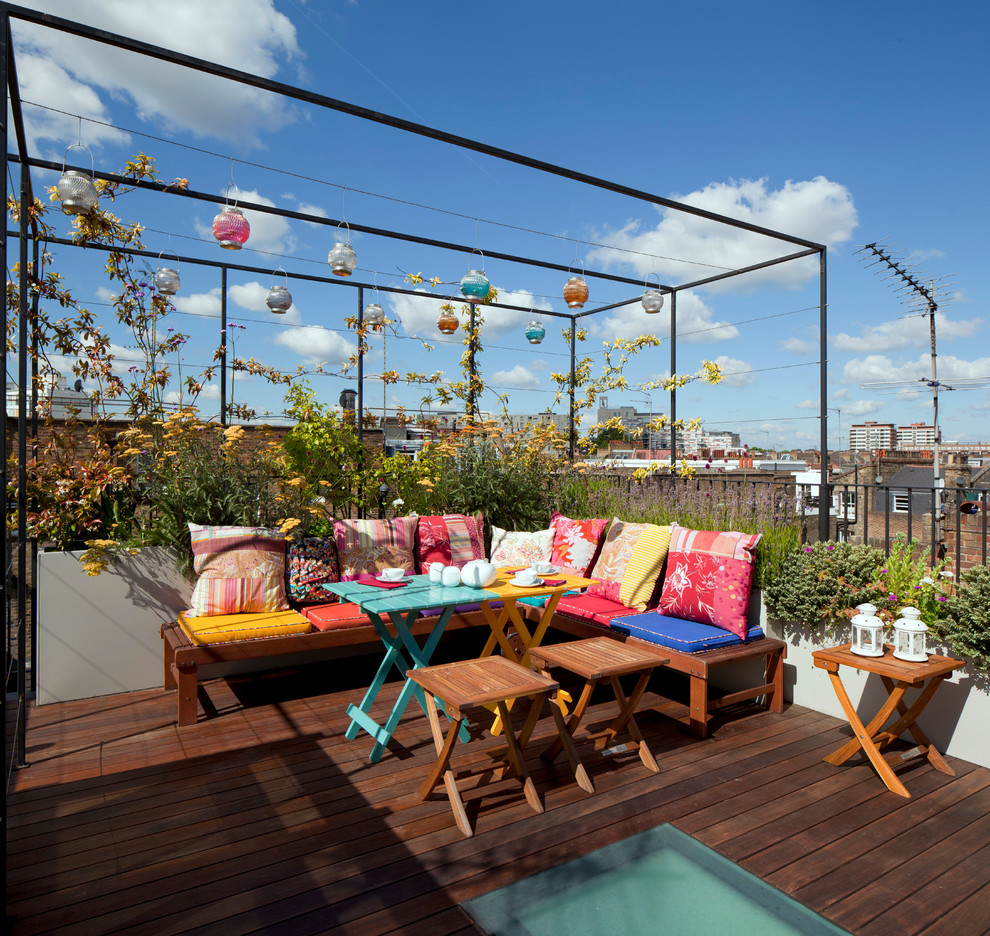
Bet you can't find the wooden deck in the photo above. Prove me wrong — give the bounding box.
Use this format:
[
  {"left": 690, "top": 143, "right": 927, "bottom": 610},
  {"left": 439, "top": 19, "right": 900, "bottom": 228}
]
[{"left": 6, "top": 647, "right": 990, "bottom": 936}]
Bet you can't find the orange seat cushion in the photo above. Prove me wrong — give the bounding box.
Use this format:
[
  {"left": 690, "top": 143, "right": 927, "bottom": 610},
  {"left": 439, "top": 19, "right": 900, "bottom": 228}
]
[
  {"left": 177, "top": 609, "right": 311, "bottom": 646},
  {"left": 301, "top": 602, "right": 373, "bottom": 632}
]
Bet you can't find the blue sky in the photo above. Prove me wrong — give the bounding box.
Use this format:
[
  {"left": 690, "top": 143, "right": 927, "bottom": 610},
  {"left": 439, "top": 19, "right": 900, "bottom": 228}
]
[{"left": 8, "top": 0, "right": 990, "bottom": 450}]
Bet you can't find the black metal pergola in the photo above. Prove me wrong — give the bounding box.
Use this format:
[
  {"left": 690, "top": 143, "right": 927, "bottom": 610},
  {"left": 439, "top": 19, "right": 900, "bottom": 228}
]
[{"left": 0, "top": 3, "right": 829, "bottom": 781}]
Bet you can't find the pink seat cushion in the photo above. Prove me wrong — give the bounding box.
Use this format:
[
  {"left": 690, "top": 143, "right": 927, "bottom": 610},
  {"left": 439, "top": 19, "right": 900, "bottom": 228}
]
[
  {"left": 302, "top": 602, "right": 372, "bottom": 632},
  {"left": 555, "top": 592, "right": 635, "bottom": 627}
]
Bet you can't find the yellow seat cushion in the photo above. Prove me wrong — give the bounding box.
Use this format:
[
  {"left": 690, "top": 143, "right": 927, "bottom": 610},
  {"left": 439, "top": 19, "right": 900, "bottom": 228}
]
[{"left": 177, "top": 609, "right": 312, "bottom": 646}]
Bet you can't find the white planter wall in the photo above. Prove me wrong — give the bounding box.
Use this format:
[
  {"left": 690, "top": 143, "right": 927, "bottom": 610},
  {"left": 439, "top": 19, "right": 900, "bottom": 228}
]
[
  {"left": 711, "top": 592, "right": 990, "bottom": 770},
  {"left": 37, "top": 548, "right": 191, "bottom": 704}
]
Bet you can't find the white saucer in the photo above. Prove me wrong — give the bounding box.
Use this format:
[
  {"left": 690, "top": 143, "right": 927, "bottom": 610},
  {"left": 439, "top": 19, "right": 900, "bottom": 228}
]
[
  {"left": 532, "top": 566, "right": 557, "bottom": 575},
  {"left": 375, "top": 575, "right": 406, "bottom": 584},
  {"left": 511, "top": 577, "right": 544, "bottom": 587}
]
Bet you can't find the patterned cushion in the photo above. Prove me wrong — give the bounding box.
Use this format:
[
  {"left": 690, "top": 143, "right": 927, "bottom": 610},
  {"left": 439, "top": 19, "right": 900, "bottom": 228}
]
[
  {"left": 177, "top": 609, "right": 310, "bottom": 645},
  {"left": 658, "top": 527, "right": 761, "bottom": 639},
  {"left": 286, "top": 536, "right": 340, "bottom": 605},
  {"left": 333, "top": 516, "right": 418, "bottom": 580},
  {"left": 187, "top": 524, "right": 289, "bottom": 616},
  {"left": 301, "top": 602, "right": 372, "bottom": 632},
  {"left": 549, "top": 512, "right": 609, "bottom": 577},
  {"left": 489, "top": 526, "right": 554, "bottom": 567},
  {"left": 415, "top": 513, "right": 485, "bottom": 571},
  {"left": 588, "top": 519, "right": 672, "bottom": 612},
  {"left": 554, "top": 592, "right": 637, "bottom": 626},
  {"left": 610, "top": 611, "right": 765, "bottom": 653}
]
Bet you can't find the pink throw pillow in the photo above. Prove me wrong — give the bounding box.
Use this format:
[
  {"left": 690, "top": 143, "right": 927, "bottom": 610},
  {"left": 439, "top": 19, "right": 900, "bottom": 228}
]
[
  {"left": 415, "top": 513, "right": 485, "bottom": 571},
  {"left": 549, "top": 512, "right": 609, "bottom": 577}
]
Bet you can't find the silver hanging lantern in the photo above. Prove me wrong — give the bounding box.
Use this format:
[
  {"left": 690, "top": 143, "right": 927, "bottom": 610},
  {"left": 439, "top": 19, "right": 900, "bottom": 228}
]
[
  {"left": 266, "top": 267, "right": 292, "bottom": 314},
  {"left": 365, "top": 301, "right": 385, "bottom": 326},
  {"left": 154, "top": 249, "right": 181, "bottom": 297},
  {"left": 55, "top": 144, "right": 100, "bottom": 215},
  {"left": 642, "top": 272, "right": 664, "bottom": 313},
  {"left": 525, "top": 320, "right": 546, "bottom": 344},
  {"left": 328, "top": 222, "right": 357, "bottom": 276}
]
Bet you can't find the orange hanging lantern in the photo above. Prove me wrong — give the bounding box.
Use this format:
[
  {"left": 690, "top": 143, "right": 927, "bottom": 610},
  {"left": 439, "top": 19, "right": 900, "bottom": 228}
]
[
  {"left": 437, "top": 306, "right": 459, "bottom": 335},
  {"left": 563, "top": 258, "right": 588, "bottom": 309}
]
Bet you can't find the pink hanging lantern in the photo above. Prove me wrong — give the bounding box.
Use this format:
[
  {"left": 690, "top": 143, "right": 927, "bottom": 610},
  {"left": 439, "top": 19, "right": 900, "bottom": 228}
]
[{"left": 212, "top": 185, "right": 250, "bottom": 249}]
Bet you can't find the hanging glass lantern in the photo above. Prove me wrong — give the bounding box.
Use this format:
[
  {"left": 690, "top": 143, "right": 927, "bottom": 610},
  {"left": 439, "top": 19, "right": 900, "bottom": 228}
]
[
  {"left": 850, "top": 602, "right": 885, "bottom": 657},
  {"left": 642, "top": 272, "right": 664, "bottom": 313},
  {"left": 459, "top": 251, "right": 490, "bottom": 303},
  {"left": 525, "top": 321, "right": 546, "bottom": 345},
  {"left": 563, "top": 259, "right": 588, "bottom": 309},
  {"left": 328, "top": 222, "right": 357, "bottom": 276},
  {"left": 266, "top": 268, "right": 292, "bottom": 314},
  {"left": 365, "top": 302, "right": 385, "bottom": 326},
  {"left": 153, "top": 249, "right": 181, "bottom": 297},
  {"left": 893, "top": 607, "right": 928, "bottom": 662},
  {"left": 212, "top": 199, "right": 250, "bottom": 250},
  {"left": 55, "top": 144, "right": 99, "bottom": 215},
  {"left": 437, "top": 306, "right": 459, "bottom": 335}
]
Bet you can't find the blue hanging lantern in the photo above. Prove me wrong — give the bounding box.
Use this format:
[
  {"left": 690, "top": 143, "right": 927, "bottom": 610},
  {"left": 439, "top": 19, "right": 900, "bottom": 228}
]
[
  {"left": 459, "top": 249, "right": 490, "bottom": 303},
  {"left": 525, "top": 321, "right": 546, "bottom": 344}
]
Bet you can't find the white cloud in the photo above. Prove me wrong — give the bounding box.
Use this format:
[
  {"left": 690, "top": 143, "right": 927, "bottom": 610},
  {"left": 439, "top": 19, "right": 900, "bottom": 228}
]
[
  {"left": 832, "top": 312, "right": 982, "bottom": 353},
  {"left": 273, "top": 324, "right": 357, "bottom": 366},
  {"left": 490, "top": 364, "right": 541, "bottom": 390},
  {"left": 842, "top": 399, "right": 887, "bottom": 417},
  {"left": 795, "top": 399, "right": 819, "bottom": 410},
  {"left": 781, "top": 336, "right": 817, "bottom": 355},
  {"left": 587, "top": 176, "right": 856, "bottom": 291},
  {"left": 14, "top": 0, "right": 302, "bottom": 148},
  {"left": 711, "top": 355, "right": 755, "bottom": 388},
  {"left": 170, "top": 288, "right": 222, "bottom": 319},
  {"left": 593, "top": 291, "right": 737, "bottom": 343},
  {"left": 843, "top": 353, "right": 990, "bottom": 386}
]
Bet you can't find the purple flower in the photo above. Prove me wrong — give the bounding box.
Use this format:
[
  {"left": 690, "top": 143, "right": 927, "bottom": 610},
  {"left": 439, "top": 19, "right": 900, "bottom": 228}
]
[
  {"left": 803, "top": 546, "right": 813, "bottom": 553},
  {"left": 826, "top": 544, "right": 834, "bottom": 550},
  {"left": 913, "top": 584, "right": 922, "bottom": 590},
  {"left": 888, "top": 593, "right": 897, "bottom": 601},
  {"left": 937, "top": 596, "right": 947, "bottom": 602},
  {"left": 879, "top": 569, "right": 887, "bottom": 575},
  {"left": 128, "top": 365, "right": 139, "bottom": 373}
]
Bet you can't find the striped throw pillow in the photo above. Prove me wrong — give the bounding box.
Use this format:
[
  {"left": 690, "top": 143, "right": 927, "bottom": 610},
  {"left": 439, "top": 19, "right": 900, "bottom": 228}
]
[
  {"left": 333, "top": 515, "right": 418, "bottom": 580},
  {"left": 187, "top": 524, "right": 289, "bottom": 617},
  {"left": 588, "top": 519, "right": 672, "bottom": 611}
]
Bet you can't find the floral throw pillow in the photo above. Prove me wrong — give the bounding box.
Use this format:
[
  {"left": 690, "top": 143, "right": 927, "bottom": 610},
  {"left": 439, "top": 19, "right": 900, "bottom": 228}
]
[
  {"left": 587, "top": 519, "right": 671, "bottom": 611},
  {"left": 549, "top": 512, "right": 609, "bottom": 577},
  {"left": 416, "top": 513, "right": 485, "bottom": 571},
  {"left": 333, "top": 515, "right": 418, "bottom": 580},
  {"left": 286, "top": 536, "right": 340, "bottom": 605},
  {"left": 489, "top": 526, "right": 554, "bottom": 568},
  {"left": 658, "top": 526, "right": 761, "bottom": 639},
  {"left": 187, "top": 523, "right": 289, "bottom": 617}
]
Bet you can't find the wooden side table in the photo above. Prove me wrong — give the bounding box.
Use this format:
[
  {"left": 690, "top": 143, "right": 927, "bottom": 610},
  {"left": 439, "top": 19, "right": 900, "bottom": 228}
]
[
  {"left": 812, "top": 643, "right": 966, "bottom": 797},
  {"left": 529, "top": 637, "right": 669, "bottom": 794},
  {"left": 406, "top": 655, "right": 581, "bottom": 837}
]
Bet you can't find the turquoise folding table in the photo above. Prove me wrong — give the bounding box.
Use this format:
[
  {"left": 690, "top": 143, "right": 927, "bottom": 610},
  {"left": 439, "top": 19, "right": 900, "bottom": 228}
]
[{"left": 322, "top": 575, "right": 499, "bottom": 762}]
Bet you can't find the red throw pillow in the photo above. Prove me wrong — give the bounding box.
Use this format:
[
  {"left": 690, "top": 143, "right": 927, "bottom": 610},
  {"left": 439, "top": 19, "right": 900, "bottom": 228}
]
[
  {"left": 415, "top": 513, "right": 485, "bottom": 571},
  {"left": 549, "top": 512, "right": 609, "bottom": 577},
  {"left": 658, "top": 527, "right": 761, "bottom": 639}
]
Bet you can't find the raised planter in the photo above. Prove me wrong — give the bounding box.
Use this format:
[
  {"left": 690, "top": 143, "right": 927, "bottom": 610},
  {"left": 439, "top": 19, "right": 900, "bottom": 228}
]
[{"left": 36, "top": 547, "right": 191, "bottom": 704}]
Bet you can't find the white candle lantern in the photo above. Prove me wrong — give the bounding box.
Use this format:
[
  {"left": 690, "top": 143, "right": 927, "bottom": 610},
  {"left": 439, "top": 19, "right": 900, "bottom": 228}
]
[
  {"left": 850, "top": 602, "right": 885, "bottom": 657},
  {"left": 893, "top": 607, "right": 928, "bottom": 662}
]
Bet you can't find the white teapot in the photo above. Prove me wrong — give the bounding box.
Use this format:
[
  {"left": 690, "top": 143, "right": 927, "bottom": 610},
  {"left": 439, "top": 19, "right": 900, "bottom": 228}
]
[{"left": 459, "top": 559, "right": 497, "bottom": 589}]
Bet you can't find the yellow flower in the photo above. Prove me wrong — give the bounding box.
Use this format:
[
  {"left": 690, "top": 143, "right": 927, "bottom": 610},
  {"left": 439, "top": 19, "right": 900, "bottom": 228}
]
[{"left": 279, "top": 518, "right": 302, "bottom": 535}]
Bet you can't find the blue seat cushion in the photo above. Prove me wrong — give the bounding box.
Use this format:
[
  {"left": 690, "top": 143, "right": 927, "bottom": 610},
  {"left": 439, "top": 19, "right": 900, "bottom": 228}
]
[{"left": 610, "top": 611, "right": 765, "bottom": 654}]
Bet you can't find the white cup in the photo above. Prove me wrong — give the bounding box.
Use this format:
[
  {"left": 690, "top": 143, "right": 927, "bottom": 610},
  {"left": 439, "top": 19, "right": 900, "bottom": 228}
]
[
  {"left": 514, "top": 569, "right": 538, "bottom": 586},
  {"left": 428, "top": 562, "right": 444, "bottom": 584},
  {"left": 441, "top": 565, "right": 462, "bottom": 587},
  {"left": 380, "top": 567, "right": 404, "bottom": 581},
  {"left": 533, "top": 561, "right": 554, "bottom": 574}
]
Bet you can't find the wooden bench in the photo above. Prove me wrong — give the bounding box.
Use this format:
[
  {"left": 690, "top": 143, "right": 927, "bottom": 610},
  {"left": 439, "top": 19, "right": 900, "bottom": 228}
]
[
  {"left": 161, "top": 607, "right": 491, "bottom": 726},
  {"left": 526, "top": 606, "right": 786, "bottom": 739}
]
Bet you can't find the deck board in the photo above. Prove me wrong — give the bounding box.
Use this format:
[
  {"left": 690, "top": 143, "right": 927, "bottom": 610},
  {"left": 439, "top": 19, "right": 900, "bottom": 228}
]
[{"left": 6, "top": 662, "right": 990, "bottom": 936}]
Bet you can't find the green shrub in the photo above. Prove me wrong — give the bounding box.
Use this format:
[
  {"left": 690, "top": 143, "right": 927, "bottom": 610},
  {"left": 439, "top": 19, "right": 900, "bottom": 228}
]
[{"left": 944, "top": 565, "right": 990, "bottom": 671}]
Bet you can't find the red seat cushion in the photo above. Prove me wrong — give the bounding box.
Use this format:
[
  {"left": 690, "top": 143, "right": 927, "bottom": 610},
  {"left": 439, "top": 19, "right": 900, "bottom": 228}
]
[
  {"left": 555, "top": 593, "right": 634, "bottom": 626},
  {"left": 301, "top": 602, "right": 371, "bottom": 632}
]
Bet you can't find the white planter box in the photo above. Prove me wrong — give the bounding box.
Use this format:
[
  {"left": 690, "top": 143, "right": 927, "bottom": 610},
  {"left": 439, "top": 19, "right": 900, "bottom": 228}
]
[{"left": 37, "top": 547, "right": 191, "bottom": 704}]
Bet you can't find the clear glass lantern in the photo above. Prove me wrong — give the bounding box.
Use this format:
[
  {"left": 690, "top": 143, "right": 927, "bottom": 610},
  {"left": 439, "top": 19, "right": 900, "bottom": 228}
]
[
  {"left": 328, "top": 223, "right": 357, "bottom": 276},
  {"left": 437, "top": 306, "right": 459, "bottom": 335},
  {"left": 524, "top": 321, "right": 545, "bottom": 344},
  {"left": 55, "top": 144, "right": 99, "bottom": 215},
  {"left": 893, "top": 606, "right": 928, "bottom": 662},
  {"left": 154, "top": 249, "right": 180, "bottom": 297},
  {"left": 266, "top": 267, "right": 292, "bottom": 314},
  {"left": 642, "top": 273, "right": 664, "bottom": 313},
  {"left": 212, "top": 206, "right": 250, "bottom": 249},
  {"left": 850, "top": 602, "right": 885, "bottom": 657},
  {"left": 459, "top": 252, "right": 490, "bottom": 303},
  {"left": 364, "top": 302, "right": 385, "bottom": 326}
]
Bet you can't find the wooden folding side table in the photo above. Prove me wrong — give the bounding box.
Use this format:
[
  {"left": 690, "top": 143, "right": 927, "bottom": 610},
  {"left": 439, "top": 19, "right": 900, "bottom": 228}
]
[
  {"left": 529, "top": 636, "right": 669, "bottom": 794},
  {"left": 812, "top": 643, "right": 966, "bottom": 797},
  {"left": 407, "top": 655, "right": 581, "bottom": 837}
]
